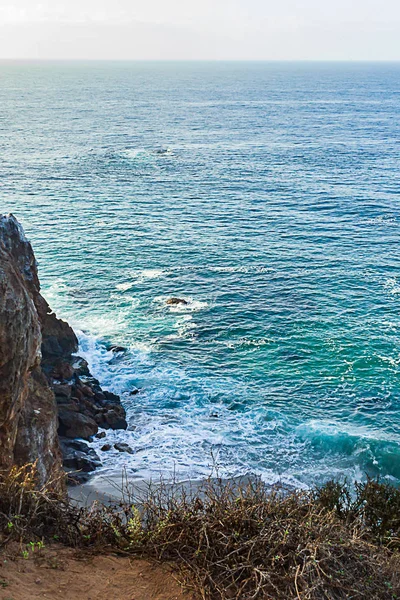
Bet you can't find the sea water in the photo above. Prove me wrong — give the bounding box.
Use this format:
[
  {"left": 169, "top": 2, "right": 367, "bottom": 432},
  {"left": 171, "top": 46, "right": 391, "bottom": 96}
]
[{"left": 1, "top": 61, "right": 400, "bottom": 487}]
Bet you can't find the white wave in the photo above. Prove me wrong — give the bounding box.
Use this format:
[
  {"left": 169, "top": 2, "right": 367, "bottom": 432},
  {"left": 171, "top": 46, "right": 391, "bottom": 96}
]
[
  {"left": 384, "top": 277, "right": 400, "bottom": 295},
  {"left": 141, "top": 269, "right": 165, "bottom": 279},
  {"left": 72, "top": 328, "right": 400, "bottom": 488},
  {"left": 116, "top": 282, "right": 135, "bottom": 291},
  {"left": 169, "top": 300, "right": 208, "bottom": 312},
  {"left": 218, "top": 337, "right": 272, "bottom": 349},
  {"left": 119, "top": 148, "right": 149, "bottom": 160},
  {"left": 43, "top": 278, "right": 69, "bottom": 299},
  {"left": 377, "top": 354, "right": 400, "bottom": 368},
  {"left": 121, "top": 269, "right": 166, "bottom": 285},
  {"left": 296, "top": 419, "right": 400, "bottom": 444},
  {"left": 173, "top": 315, "right": 198, "bottom": 338},
  {"left": 211, "top": 265, "right": 275, "bottom": 274}
]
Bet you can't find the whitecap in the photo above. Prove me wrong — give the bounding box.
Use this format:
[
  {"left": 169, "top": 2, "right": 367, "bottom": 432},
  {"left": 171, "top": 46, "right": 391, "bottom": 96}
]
[
  {"left": 296, "top": 419, "right": 400, "bottom": 445},
  {"left": 211, "top": 265, "right": 275, "bottom": 274},
  {"left": 384, "top": 277, "right": 400, "bottom": 295},
  {"left": 140, "top": 269, "right": 165, "bottom": 279},
  {"left": 126, "top": 269, "right": 166, "bottom": 284},
  {"left": 116, "top": 282, "right": 135, "bottom": 291},
  {"left": 173, "top": 315, "right": 198, "bottom": 338},
  {"left": 119, "top": 148, "right": 149, "bottom": 160}
]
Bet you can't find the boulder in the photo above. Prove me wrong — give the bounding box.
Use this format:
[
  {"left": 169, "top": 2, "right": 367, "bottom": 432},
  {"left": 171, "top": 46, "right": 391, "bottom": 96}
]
[
  {"left": 60, "top": 437, "right": 101, "bottom": 472},
  {"left": 103, "top": 390, "right": 121, "bottom": 404},
  {"left": 166, "top": 297, "right": 188, "bottom": 305},
  {"left": 96, "top": 408, "right": 128, "bottom": 430},
  {"left": 58, "top": 409, "right": 98, "bottom": 440},
  {"left": 49, "top": 359, "right": 75, "bottom": 381},
  {"left": 52, "top": 383, "right": 72, "bottom": 399},
  {"left": 114, "top": 442, "right": 134, "bottom": 455}
]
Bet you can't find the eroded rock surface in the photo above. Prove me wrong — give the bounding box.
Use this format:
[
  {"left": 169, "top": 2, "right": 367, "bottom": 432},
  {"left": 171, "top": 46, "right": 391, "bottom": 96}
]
[
  {"left": 0, "top": 214, "right": 127, "bottom": 486},
  {"left": 0, "top": 214, "right": 63, "bottom": 486}
]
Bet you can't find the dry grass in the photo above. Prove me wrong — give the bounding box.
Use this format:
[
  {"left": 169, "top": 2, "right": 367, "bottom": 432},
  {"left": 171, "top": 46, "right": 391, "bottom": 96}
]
[{"left": 1, "top": 465, "right": 399, "bottom": 599}]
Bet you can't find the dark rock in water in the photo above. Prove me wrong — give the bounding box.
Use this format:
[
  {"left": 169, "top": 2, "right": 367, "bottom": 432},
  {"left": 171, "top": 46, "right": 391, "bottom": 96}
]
[
  {"left": 72, "top": 357, "right": 91, "bottom": 377},
  {"left": 210, "top": 412, "right": 219, "bottom": 419},
  {"left": 60, "top": 437, "right": 101, "bottom": 472},
  {"left": 61, "top": 439, "right": 89, "bottom": 453},
  {"left": 155, "top": 147, "right": 171, "bottom": 155},
  {"left": 58, "top": 410, "right": 98, "bottom": 440},
  {"left": 109, "top": 345, "right": 126, "bottom": 353},
  {"left": 101, "top": 408, "right": 128, "bottom": 430},
  {"left": 114, "top": 442, "right": 134, "bottom": 455},
  {"left": 95, "top": 431, "right": 107, "bottom": 439},
  {"left": 166, "top": 297, "right": 188, "bottom": 306},
  {"left": 103, "top": 390, "right": 122, "bottom": 404},
  {"left": 101, "top": 444, "right": 112, "bottom": 452},
  {"left": 129, "top": 388, "right": 140, "bottom": 396}
]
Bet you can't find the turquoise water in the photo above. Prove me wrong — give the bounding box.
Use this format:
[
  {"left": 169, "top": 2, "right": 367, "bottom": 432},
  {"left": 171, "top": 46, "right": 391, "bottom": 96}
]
[{"left": 2, "top": 61, "right": 400, "bottom": 486}]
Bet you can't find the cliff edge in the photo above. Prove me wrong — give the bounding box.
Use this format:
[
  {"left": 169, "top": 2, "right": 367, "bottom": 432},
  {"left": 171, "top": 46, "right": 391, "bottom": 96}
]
[{"left": 0, "top": 214, "right": 127, "bottom": 487}]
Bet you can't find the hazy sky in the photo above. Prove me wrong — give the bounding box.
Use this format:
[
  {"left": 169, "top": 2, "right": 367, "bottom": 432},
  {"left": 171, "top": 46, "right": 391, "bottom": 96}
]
[{"left": 0, "top": 0, "right": 399, "bottom": 60}]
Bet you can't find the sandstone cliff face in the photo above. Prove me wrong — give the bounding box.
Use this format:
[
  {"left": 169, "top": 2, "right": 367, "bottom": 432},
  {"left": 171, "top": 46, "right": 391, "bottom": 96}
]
[
  {"left": 0, "top": 215, "right": 63, "bottom": 485},
  {"left": 0, "top": 214, "right": 128, "bottom": 486}
]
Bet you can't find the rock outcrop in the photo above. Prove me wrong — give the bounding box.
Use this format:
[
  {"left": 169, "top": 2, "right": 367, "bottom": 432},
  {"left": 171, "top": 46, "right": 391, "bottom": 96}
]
[
  {"left": 166, "top": 297, "right": 188, "bottom": 306},
  {"left": 0, "top": 214, "right": 127, "bottom": 486},
  {"left": 0, "top": 214, "right": 63, "bottom": 486}
]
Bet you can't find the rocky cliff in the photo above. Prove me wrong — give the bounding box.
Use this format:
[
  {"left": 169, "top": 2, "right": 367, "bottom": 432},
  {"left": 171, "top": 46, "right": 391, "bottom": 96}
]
[{"left": 0, "top": 214, "right": 127, "bottom": 487}]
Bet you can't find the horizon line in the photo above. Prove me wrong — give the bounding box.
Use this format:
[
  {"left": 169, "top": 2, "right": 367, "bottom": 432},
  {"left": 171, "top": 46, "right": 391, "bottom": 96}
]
[{"left": 1, "top": 58, "right": 400, "bottom": 63}]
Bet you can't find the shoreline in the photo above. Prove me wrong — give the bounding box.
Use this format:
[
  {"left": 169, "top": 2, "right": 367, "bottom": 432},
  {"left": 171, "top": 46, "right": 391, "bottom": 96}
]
[{"left": 67, "top": 470, "right": 292, "bottom": 507}]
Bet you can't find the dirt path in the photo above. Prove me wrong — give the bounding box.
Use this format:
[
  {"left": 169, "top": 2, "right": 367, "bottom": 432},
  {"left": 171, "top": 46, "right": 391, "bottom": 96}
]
[{"left": 0, "top": 547, "right": 194, "bottom": 600}]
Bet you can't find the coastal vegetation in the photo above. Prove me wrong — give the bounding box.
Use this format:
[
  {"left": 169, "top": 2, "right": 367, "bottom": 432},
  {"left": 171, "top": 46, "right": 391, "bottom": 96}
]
[
  {"left": 1, "top": 213, "right": 400, "bottom": 598},
  {"left": 1, "top": 464, "right": 399, "bottom": 599}
]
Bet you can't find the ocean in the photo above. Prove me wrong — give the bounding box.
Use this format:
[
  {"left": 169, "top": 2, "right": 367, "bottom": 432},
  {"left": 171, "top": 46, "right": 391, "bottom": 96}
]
[{"left": 1, "top": 61, "right": 400, "bottom": 487}]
